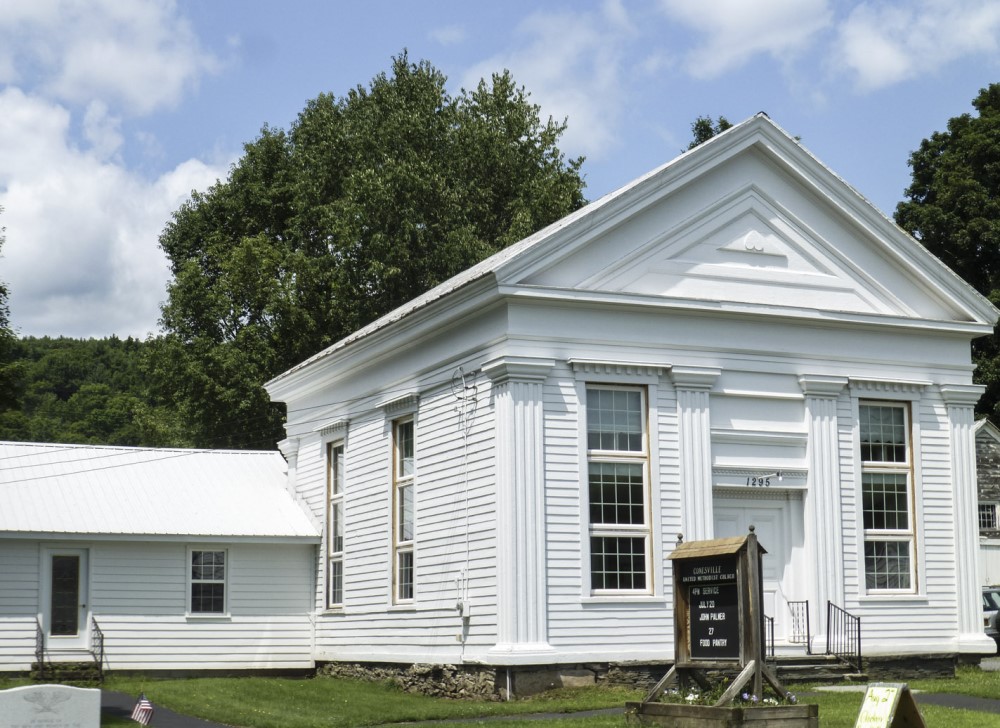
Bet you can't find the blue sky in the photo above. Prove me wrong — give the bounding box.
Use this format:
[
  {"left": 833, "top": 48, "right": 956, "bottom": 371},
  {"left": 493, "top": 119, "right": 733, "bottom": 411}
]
[{"left": 2, "top": 0, "right": 999, "bottom": 339}]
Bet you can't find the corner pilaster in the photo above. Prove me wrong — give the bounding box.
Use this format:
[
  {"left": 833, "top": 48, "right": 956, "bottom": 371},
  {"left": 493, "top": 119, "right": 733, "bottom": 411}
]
[
  {"left": 940, "top": 383, "right": 995, "bottom": 653},
  {"left": 482, "top": 356, "right": 556, "bottom": 659}
]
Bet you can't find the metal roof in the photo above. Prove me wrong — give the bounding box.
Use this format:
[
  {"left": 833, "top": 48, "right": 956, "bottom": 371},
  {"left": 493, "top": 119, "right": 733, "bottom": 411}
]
[{"left": 0, "top": 442, "right": 319, "bottom": 541}]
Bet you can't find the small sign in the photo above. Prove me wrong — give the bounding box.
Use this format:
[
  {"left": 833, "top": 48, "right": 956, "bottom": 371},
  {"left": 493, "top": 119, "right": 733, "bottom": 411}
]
[
  {"left": 678, "top": 557, "right": 737, "bottom": 585},
  {"left": 854, "top": 683, "right": 925, "bottom": 728}
]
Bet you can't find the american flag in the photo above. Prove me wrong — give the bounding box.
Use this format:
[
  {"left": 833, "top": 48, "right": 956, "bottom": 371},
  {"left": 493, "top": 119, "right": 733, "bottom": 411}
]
[{"left": 131, "top": 693, "right": 154, "bottom": 725}]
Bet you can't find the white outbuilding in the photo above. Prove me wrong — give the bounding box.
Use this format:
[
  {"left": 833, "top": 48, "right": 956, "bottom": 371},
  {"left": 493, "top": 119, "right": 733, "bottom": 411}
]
[
  {"left": 266, "top": 113, "right": 999, "bottom": 680},
  {"left": 0, "top": 442, "right": 320, "bottom": 673}
]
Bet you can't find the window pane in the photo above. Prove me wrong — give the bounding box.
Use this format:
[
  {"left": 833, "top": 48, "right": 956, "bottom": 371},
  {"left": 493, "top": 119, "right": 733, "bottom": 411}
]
[
  {"left": 860, "top": 405, "right": 907, "bottom": 462},
  {"left": 589, "top": 462, "right": 645, "bottom": 525},
  {"left": 590, "top": 536, "right": 647, "bottom": 590},
  {"left": 330, "top": 445, "right": 344, "bottom": 495},
  {"left": 398, "top": 483, "right": 413, "bottom": 542},
  {"left": 864, "top": 540, "right": 911, "bottom": 590},
  {"left": 329, "top": 559, "right": 343, "bottom": 606},
  {"left": 331, "top": 501, "right": 344, "bottom": 552},
  {"left": 981, "top": 504, "right": 998, "bottom": 530},
  {"left": 397, "top": 551, "right": 414, "bottom": 600},
  {"left": 862, "top": 473, "right": 909, "bottom": 530},
  {"left": 396, "top": 420, "right": 414, "bottom": 477},
  {"left": 50, "top": 555, "right": 79, "bottom": 636},
  {"left": 587, "top": 388, "right": 642, "bottom": 451},
  {"left": 191, "top": 583, "right": 225, "bottom": 613}
]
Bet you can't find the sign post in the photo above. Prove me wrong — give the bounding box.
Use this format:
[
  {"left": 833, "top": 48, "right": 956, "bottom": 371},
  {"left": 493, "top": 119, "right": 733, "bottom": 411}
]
[{"left": 642, "top": 527, "right": 789, "bottom": 707}]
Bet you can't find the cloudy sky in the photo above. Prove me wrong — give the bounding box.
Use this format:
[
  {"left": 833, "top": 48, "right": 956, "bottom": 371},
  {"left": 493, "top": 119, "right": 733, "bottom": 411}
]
[{"left": 1, "top": 0, "right": 999, "bottom": 339}]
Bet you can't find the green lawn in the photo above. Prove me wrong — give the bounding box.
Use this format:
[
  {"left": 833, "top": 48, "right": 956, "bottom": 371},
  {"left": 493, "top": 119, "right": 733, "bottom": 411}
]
[{"left": 4, "top": 666, "right": 1000, "bottom": 728}]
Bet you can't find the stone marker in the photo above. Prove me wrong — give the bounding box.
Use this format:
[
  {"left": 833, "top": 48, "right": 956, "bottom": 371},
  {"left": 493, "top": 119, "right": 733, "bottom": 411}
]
[{"left": 0, "top": 684, "right": 100, "bottom": 728}]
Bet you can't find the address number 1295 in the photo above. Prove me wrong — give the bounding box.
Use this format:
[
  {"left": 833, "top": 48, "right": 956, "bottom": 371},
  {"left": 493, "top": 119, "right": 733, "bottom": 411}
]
[{"left": 746, "top": 477, "right": 771, "bottom": 487}]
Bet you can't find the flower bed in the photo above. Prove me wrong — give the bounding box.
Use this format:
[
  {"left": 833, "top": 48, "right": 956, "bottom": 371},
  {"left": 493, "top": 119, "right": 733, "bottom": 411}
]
[{"left": 625, "top": 701, "right": 819, "bottom": 727}]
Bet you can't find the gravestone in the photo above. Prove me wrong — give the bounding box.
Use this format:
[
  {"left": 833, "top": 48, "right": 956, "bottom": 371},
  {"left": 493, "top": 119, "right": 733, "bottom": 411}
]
[{"left": 0, "top": 684, "right": 100, "bottom": 728}]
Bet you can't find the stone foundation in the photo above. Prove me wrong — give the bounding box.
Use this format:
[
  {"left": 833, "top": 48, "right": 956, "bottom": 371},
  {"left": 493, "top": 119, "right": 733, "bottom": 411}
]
[{"left": 862, "top": 654, "right": 957, "bottom": 680}]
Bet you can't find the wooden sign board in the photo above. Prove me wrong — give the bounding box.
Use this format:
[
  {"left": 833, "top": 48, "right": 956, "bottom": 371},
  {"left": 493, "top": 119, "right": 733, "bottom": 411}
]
[
  {"left": 854, "top": 683, "right": 925, "bottom": 728},
  {"left": 678, "top": 558, "right": 740, "bottom": 659}
]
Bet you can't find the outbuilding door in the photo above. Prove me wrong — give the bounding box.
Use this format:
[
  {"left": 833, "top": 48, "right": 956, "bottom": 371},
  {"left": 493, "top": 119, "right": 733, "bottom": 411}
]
[
  {"left": 713, "top": 497, "right": 794, "bottom": 643},
  {"left": 41, "top": 547, "right": 90, "bottom": 650}
]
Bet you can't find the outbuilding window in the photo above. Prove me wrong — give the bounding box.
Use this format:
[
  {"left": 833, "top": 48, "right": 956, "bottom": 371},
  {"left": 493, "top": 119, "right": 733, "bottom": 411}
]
[
  {"left": 981, "top": 503, "right": 999, "bottom": 531},
  {"left": 586, "top": 386, "right": 650, "bottom": 593},
  {"left": 860, "top": 402, "right": 914, "bottom": 592},
  {"left": 189, "top": 549, "right": 226, "bottom": 614}
]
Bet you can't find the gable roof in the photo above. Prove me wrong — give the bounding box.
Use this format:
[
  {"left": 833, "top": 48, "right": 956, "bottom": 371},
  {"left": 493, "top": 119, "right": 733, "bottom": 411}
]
[
  {"left": 0, "top": 442, "right": 319, "bottom": 541},
  {"left": 268, "top": 113, "right": 999, "bottom": 392}
]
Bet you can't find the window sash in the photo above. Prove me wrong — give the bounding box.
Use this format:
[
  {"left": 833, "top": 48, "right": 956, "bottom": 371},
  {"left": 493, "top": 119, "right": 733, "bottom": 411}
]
[
  {"left": 393, "top": 417, "right": 415, "bottom": 602},
  {"left": 981, "top": 503, "right": 999, "bottom": 531},
  {"left": 190, "top": 550, "right": 226, "bottom": 614},
  {"left": 585, "top": 386, "right": 650, "bottom": 594},
  {"left": 859, "top": 402, "right": 914, "bottom": 592}
]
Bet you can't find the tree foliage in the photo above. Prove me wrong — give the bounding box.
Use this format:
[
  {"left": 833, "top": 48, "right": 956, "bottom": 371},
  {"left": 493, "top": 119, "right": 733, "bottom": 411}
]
[
  {"left": 155, "top": 53, "right": 586, "bottom": 449},
  {"left": 0, "top": 207, "right": 21, "bottom": 415},
  {"left": 895, "top": 84, "right": 1000, "bottom": 418},
  {"left": 687, "top": 115, "right": 733, "bottom": 150},
  {"left": 0, "top": 336, "right": 188, "bottom": 446}
]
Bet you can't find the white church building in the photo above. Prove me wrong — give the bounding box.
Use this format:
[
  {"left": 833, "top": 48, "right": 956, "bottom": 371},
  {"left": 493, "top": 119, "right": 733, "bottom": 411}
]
[{"left": 2, "top": 114, "right": 997, "bottom": 681}]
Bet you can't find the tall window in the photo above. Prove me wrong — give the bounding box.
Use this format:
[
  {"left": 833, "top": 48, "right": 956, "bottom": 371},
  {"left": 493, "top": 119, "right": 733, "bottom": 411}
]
[
  {"left": 190, "top": 549, "right": 226, "bottom": 614},
  {"left": 327, "top": 442, "right": 345, "bottom": 608},
  {"left": 860, "top": 402, "right": 914, "bottom": 591},
  {"left": 586, "top": 386, "right": 650, "bottom": 593},
  {"left": 393, "top": 417, "right": 415, "bottom": 602}
]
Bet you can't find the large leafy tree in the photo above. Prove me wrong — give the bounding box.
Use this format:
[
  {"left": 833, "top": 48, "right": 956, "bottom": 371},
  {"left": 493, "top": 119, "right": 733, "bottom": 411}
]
[
  {"left": 154, "top": 53, "right": 586, "bottom": 449},
  {"left": 895, "top": 83, "right": 1000, "bottom": 418},
  {"left": 0, "top": 207, "right": 20, "bottom": 415}
]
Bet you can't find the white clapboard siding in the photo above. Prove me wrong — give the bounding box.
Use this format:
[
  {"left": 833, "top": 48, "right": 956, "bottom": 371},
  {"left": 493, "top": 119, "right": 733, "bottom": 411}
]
[{"left": 0, "top": 539, "right": 315, "bottom": 671}]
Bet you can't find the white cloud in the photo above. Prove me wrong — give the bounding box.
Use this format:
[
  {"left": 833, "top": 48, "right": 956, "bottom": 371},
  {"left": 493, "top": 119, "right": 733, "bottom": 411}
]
[
  {"left": 461, "top": 4, "right": 634, "bottom": 161},
  {"left": 0, "top": 0, "right": 220, "bottom": 116},
  {"left": 835, "top": 1, "right": 1000, "bottom": 90},
  {"left": 658, "top": 0, "right": 832, "bottom": 78},
  {"left": 429, "top": 24, "right": 467, "bottom": 46},
  {"left": 0, "top": 88, "right": 227, "bottom": 338}
]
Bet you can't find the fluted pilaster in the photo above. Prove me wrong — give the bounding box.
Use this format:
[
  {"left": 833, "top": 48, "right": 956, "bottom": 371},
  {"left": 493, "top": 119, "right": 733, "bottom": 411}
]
[
  {"left": 482, "top": 356, "right": 555, "bottom": 657},
  {"left": 671, "top": 367, "right": 720, "bottom": 542},
  {"left": 799, "top": 375, "right": 847, "bottom": 648}
]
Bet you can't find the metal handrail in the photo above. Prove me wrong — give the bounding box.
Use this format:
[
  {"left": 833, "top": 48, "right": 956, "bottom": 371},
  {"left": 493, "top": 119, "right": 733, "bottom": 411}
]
[
  {"left": 826, "top": 601, "right": 862, "bottom": 673},
  {"left": 763, "top": 614, "right": 775, "bottom": 659},
  {"left": 35, "top": 618, "right": 47, "bottom": 681},
  {"left": 90, "top": 617, "right": 105, "bottom": 683},
  {"left": 788, "top": 600, "right": 811, "bottom": 654}
]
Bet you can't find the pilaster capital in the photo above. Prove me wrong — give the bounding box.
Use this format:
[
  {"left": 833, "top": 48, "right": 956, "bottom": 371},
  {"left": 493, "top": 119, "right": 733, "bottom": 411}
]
[
  {"left": 669, "top": 366, "right": 721, "bottom": 391},
  {"left": 482, "top": 356, "right": 555, "bottom": 385},
  {"left": 939, "top": 383, "right": 986, "bottom": 408},
  {"left": 277, "top": 437, "right": 300, "bottom": 462},
  {"left": 798, "top": 375, "right": 848, "bottom": 398}
]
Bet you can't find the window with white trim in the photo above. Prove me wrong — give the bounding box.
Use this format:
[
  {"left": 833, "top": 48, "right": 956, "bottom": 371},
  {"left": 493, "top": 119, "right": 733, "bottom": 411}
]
[
  {"left": 586, "top": 386, "right": 650, "bottom": 593},
  {"left": 860, "top": 402, "right": 915, "bottom": 592},
  {"left": 981, "top": 503, "right": 999, "bottom": 531},
  {"left": 327, "top": 442, "right": 345, "bottom": 608},
  {"left": 189, "top": 549, "right": 226, "bottom": 614},
  {"left": 393, "top": 417, "right": 415, "bottom": 602}
]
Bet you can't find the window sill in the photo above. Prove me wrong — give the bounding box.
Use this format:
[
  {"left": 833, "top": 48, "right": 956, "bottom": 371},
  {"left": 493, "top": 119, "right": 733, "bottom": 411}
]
[
  {"left": 388, "top": 604, "right": 417, "bottom": 613},
  {"left": 581, "top": 595, "right": 666, "bottom": 606},
  {"left": 185, "top": 614, "right": 232, "bottom": 622},
  {"left": 320, "top": 607, "right": 345, "bottom": 616},
  {"left": 857, "top": 594, "right": 926, "bottom": 604}
]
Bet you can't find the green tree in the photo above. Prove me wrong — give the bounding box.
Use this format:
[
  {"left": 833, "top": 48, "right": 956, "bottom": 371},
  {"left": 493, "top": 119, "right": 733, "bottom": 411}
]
[
  {"left": 155, "top": 53, "right": 586, "bottom": 449},
  {"left": 895, "top": 83, "right": 1000, "bottom": 418},
  {"left": 687, "top": 115, "right": 733, "bottom": 150},
  {"left": 0, "top": 207, "right": 21, "bottom": 415}
]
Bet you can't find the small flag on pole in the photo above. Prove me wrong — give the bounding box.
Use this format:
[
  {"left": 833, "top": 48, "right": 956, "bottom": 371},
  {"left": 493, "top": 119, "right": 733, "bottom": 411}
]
[{"left": 131, "top": 692, "right": 154, "bottom": 725}]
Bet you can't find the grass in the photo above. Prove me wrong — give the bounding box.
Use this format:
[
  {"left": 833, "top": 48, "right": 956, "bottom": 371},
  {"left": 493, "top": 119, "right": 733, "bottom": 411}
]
[{"left": 3, "top": 666, "right": 1000, "bottom": 728}]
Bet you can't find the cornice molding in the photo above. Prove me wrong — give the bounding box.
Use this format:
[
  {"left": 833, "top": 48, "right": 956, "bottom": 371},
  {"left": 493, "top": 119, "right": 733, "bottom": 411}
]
[
  {"left": 939, "top": 383, "right": 986, "bottom": 407},
  {"left": 798, "top": 375, "right": 848, "bottom": 398},
  {"left": 567, "top": 358, "right": 669, "bottom": 378},
  {"left": 315, "top": 418, "right": 350, "bottom": 436},
  {"left": 670, "top": 366, "right": 721, "bottom": 391},
  {"left": 848, "top": 377, "right": 930, "bottom": 396},
  {"left": 481, "top": 356, "right": 554, "bottom": 385},
  {"left": 381, "top": 393, "right": 420, "bottom": 415}
]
